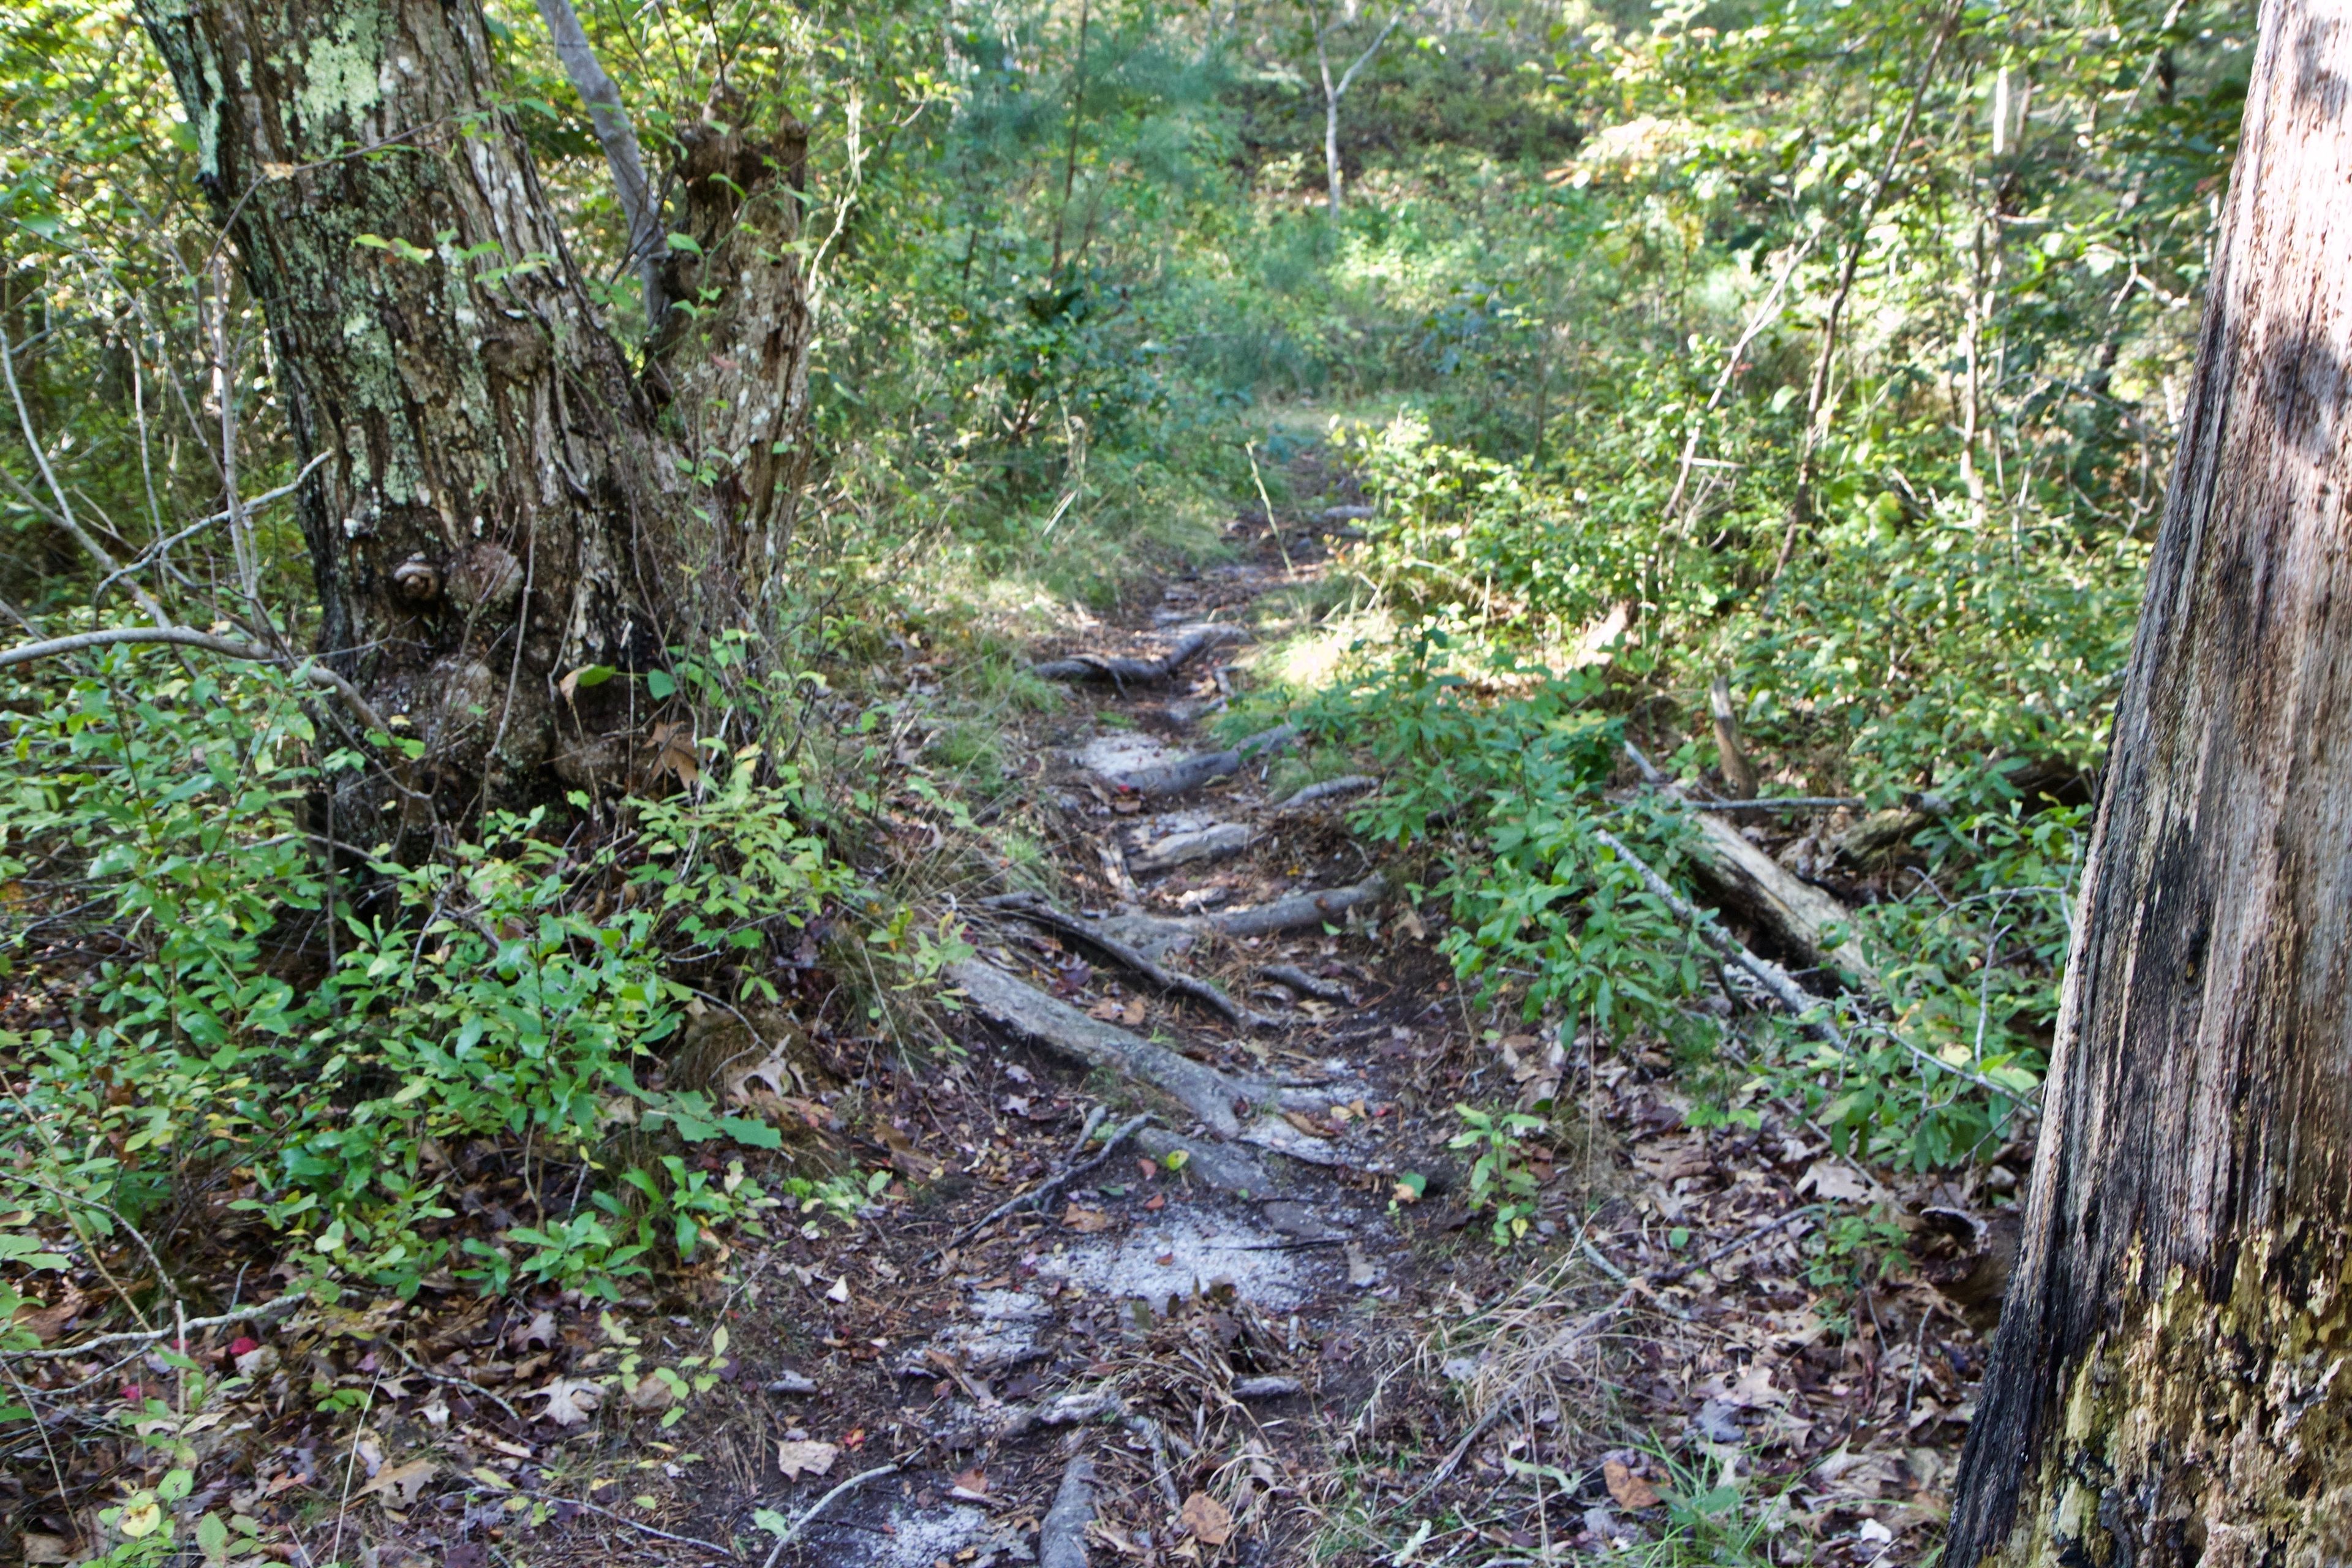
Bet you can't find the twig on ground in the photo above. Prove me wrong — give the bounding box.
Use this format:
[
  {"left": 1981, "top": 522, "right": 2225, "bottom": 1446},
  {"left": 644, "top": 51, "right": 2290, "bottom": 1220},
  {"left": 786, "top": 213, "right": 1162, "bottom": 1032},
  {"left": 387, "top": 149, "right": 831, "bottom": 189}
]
[
  {"left": 944, "top": 1112, "right": 1152, "bottom": 1251},
  {"left": 3, "top": 1292, "right": 301, "bottom": 1363},
  {"left": 758, "top": 1462, "right": 901, "bottom": 1568},
  {"left": 1418, "top": 1286, "right": 1638, "bottom": 1498},
  {"left": 984, "top": 892, "right": 1268, "bottom": 1026},
  {"left": 516, "top": 1490, "right": 740, "bottom": 1558},
  {"left": 393, "top": 1342, "right": 527, "bottom": 1428}
]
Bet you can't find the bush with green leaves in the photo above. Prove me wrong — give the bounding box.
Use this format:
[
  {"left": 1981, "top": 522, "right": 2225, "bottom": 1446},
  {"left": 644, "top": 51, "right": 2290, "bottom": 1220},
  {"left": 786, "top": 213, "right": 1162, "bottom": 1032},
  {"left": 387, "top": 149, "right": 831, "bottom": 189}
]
[{"left": 0, "top": 644, "right": 858, "bottom": 1305}]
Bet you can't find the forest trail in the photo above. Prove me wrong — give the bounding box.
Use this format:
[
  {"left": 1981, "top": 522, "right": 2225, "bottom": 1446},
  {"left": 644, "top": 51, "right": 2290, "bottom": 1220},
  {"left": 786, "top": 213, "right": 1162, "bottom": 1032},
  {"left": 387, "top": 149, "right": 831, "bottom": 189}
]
[{"left": 617, "top": 513, "right": 2003, "bottom": 1567}]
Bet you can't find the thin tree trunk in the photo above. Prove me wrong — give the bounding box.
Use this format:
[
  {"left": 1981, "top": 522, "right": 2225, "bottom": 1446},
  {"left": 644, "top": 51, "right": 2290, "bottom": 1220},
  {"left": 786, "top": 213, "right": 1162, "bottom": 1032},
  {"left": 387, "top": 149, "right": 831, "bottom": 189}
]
[
  {"left": 1948, "top": 2, "right": 2352, "bottom": 1561},
  {"left": 135, "top": 0, "right": 809, "bottom": 821}
]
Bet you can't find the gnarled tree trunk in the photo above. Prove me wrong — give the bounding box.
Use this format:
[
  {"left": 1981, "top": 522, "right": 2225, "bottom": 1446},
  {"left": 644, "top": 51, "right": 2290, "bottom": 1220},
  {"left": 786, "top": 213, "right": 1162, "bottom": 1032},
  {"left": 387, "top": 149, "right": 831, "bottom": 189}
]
[
  {"left": 1948, "top": 3, "right": 2352, "bottom": 1562},
  {"left": 135, "top": 0, "right": 809, "bottom": 816}
]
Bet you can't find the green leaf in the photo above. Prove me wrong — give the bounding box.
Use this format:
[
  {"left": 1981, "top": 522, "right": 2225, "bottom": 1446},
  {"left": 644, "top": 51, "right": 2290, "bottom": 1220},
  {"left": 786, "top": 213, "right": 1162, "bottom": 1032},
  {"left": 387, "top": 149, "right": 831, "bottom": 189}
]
[{"left": 646, "top": 670, "right": 677, "bottom": 700}]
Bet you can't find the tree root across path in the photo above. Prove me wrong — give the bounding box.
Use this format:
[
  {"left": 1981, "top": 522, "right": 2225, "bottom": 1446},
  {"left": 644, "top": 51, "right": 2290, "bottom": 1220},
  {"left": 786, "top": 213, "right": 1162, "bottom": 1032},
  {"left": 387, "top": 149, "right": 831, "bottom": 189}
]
[
  {"left": 947, "top": 959, "right": 1360, "bottom": 1140},
  {"left": 1106, "top": 723, "right": 1298, "bottom": 796},
  {"left": 1031, "top": 624, "right": 1243, "bottom": 684},
  {"left": 1088, "top": 872, "right": 1389, "bottom": 960},
  {"left": 981, "top": 892, "right": 1273, "bottom": 1027}
]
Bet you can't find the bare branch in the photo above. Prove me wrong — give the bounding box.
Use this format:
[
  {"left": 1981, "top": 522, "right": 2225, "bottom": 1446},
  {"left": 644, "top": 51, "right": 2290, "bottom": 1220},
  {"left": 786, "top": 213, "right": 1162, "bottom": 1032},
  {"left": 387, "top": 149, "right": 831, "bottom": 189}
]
[
  {"left": 0, "top": 626, "right": 392, "bottom": 734},
  {"left": 532, "top": 0, "right": 666, "bottom": 327}
]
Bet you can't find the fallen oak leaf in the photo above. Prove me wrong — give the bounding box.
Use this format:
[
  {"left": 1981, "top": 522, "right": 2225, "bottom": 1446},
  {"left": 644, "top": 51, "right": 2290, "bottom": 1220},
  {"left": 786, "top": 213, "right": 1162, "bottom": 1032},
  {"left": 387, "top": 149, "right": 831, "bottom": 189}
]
[
  {"left": 528, "top": 1377, "right": 605, "bottom": 1427},
  {"left": 776, "top": 1439, "right": 840, "bottom": 1480},
  {"left": 357, "top": 1458, "right": 440, "bottom": 1508},
  {"left": 1178, "top": 1490, "right": 1234, "bottom": 1546},
  {"left": 508, "top": 1308, "right": 556, "bottom": 1353},
  {"left": 1604, "top": 1459, "right": 1659, "bottom": 1510}
]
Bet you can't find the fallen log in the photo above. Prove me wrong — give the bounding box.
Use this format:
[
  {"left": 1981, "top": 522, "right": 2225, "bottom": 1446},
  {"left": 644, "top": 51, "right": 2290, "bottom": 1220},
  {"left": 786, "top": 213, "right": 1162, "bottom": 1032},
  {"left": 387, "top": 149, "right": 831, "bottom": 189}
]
[
  {"left": 1623, "top": 744, "right": 1880, "bottom": 990},
  {"left": 1032, "top": 624, "right": 1241, "bottom": 684}
]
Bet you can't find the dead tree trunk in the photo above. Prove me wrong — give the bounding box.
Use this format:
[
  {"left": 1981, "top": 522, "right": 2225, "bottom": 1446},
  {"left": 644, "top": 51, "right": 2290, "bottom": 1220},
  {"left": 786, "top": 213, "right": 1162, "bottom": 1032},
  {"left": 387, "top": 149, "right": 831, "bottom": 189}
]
[
  {"left": 1948, "top": 4, "right": 2352, "bottom": 1561},
  {"left": 135, "top": 0, "right": 809, "bottom": 816}
]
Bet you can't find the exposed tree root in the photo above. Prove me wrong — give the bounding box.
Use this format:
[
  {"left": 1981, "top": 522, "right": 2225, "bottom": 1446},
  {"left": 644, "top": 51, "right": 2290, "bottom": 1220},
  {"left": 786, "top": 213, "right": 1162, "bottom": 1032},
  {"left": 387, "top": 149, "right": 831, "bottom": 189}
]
[
  {"left": 1031, "top": 625, "right": 1242, "bottom": 684},
  {"left": 1110, "top": 723, "right": 1297, "bottom": 796},
  {"left": 1270, "top": 774, "right": 1377, "bottom": 813},
  {"left": 1089, "top": 873, "right": 1389, "bottom": 961},
  {"left": 981, "top": 892, "right": 1270, "bottom": 1027}
]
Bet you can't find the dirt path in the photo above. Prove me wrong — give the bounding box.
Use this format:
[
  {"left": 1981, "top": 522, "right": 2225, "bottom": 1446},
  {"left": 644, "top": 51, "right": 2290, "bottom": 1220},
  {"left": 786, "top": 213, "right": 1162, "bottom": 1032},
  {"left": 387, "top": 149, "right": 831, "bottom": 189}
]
[{"left": 325, "top": 523, "right": 1996, "bottom": 1568}]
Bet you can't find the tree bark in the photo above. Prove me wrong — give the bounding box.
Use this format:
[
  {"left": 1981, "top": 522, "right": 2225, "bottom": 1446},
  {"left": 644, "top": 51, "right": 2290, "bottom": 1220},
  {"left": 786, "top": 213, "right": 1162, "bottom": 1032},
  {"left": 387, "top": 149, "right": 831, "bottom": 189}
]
[
  {"left": 135, "top": 0, "right": 809, "bottom": 818},
  {"left": 1948, "top": 4, "right": 2352, "bottom": 1562}
]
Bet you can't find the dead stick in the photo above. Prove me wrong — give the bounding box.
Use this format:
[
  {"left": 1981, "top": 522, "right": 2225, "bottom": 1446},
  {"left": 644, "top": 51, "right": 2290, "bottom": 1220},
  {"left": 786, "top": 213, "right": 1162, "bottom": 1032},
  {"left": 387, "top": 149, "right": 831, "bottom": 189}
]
[
  {"left": 758, "top": 1462, "right": 900, "bottom": 1568},
  {"left": 986, "top": 895, "right": 1268, "bottom": 1027},
  {"left": 943, "top": 1114, "right": 1152, "bottom": 1250}
]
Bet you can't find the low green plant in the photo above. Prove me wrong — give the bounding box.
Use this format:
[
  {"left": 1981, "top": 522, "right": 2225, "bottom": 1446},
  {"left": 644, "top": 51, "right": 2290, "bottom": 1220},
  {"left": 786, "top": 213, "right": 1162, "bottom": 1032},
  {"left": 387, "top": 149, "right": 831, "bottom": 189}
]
[
  {"left": 0, "top": 644, "right": 857, "bottom": 1308},
  {"left": 1449, "top": 1104, "right": 1547, "bottom": 1246}
]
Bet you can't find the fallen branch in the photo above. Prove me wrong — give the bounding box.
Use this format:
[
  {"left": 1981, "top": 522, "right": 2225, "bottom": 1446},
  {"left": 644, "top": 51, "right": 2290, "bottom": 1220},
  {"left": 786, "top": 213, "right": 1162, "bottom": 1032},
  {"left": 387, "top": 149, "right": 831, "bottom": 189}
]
[
  {"left": 4, "top": 1293, "right": 302, "bottom": 1363},
  {"left": 1270, "top": 774, "right": 1377, "bottom": 813},
  {"left": 1592, "top": 826, "right": 1846, "bottom": 1046},
  {"left": 1033, "top": 625, "right": 1242, "bottom": 684},
  {"left": 947, "top": 1112, "right": 1151, "bottom": 1248},
  {"left": 983, "top": 892, "right": 1267, "bottom": 1026},
  {"left": 1623, "top": 744, "right": 1880, "bottom": 988},
  {"left": 0, "top": 626, "right": 392, "bottom": 734},
  {"left": 1692, "top": 796, "right": 1864, "bottom": 813},
  {"left": 524, "top": 1491, "right": 738, "bottom": 1559},
  {"left": 758, "top": 1462, "right": 900, "bottom": 1568}
]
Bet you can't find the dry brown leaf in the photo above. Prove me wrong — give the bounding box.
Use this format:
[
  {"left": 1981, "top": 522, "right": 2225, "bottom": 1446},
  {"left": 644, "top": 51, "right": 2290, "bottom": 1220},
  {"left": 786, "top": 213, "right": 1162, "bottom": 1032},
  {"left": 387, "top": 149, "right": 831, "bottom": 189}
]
[
  {"left": 776, "top": 1439, "right": 840, "bottom": 1480},
  {"left": 356, "top": 1458, "right": 439, "bottom": 1507},
  {"left": 1062, "top": 1204, "right": 1115, "bottom": 1233},
  {"left": 507, "top": 1308, "right": 556, "bottom": 1352},
  {"left": 1280, "top": 1110, "right": 1334, "bottom": 1139},
  {"left": 624, "top": 1373, "right": 674, "bottom": 1411},
  {"left": 12, "top": 1282, "right": 87, "bottom": 1344},
  {"left": 1178, "top": 1491, "right": 1234, "bottom": 1545},
  {"left": 528, "top": 1377, "right": 604, "bottom": 1427},
  {"left": 1604, "top": 1460, "right": 1660, "bottom": 1510},
  {"left": 20, "top": 1534, "right": 70, "bottom": 1564},
  {"left": 950, "top": 1466, "right": 990, "bottom": 1501},
  {"left": 1119, "top": 997, "right": 1147, "bottom": 1026}
]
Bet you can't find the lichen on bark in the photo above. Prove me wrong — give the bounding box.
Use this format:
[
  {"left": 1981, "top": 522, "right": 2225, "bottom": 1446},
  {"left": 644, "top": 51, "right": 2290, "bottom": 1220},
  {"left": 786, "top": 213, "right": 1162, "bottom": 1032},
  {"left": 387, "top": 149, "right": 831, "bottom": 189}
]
[{"left": 135, "top": 0, "right": 812, "bottom": 821}]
